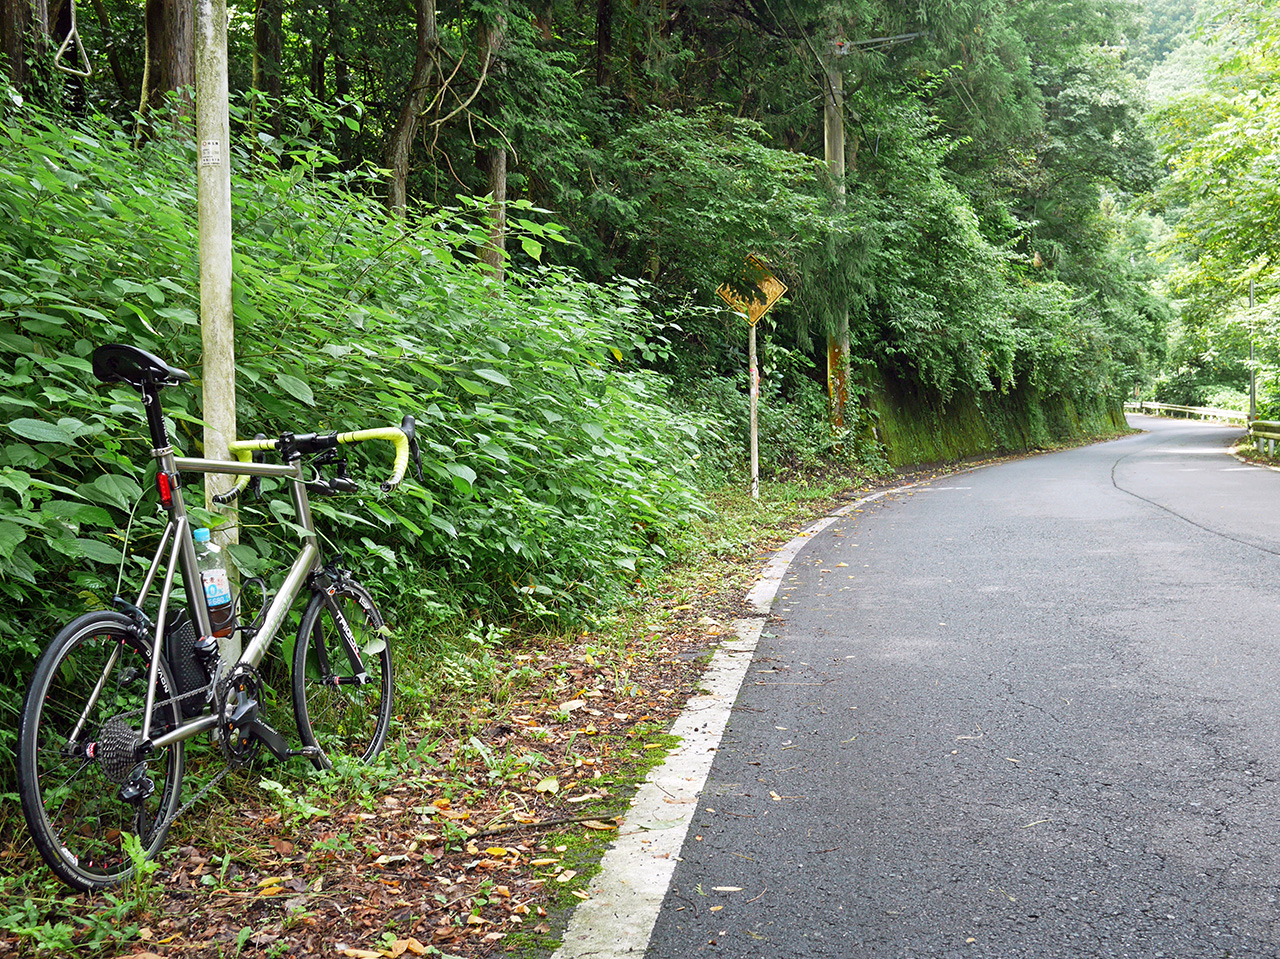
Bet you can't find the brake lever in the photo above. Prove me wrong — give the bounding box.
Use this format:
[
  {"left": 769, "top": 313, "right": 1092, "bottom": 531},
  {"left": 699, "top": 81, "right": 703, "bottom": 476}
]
[
  {"left": 248, "top": 433, "right": 266, "bottom": 500},
  {"left": 401, "top": 414, "right": 424, "bottom": 483}
]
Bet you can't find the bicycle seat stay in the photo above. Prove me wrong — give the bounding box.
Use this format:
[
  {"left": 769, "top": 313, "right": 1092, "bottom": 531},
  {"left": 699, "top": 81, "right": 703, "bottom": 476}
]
[{"left": 92, "top": 344, "right": 191, "bottom": 390}]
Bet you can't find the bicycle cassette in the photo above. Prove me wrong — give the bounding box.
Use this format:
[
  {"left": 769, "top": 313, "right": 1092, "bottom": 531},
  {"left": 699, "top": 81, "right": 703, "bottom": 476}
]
[{"left": 215, "top": 664, "right": 264, "bottom": 767}]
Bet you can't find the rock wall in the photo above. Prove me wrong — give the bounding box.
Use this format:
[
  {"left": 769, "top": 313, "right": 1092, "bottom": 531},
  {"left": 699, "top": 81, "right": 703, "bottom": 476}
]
[{"left": 864, "top": 369, "right": 1127, "bottom": 467}]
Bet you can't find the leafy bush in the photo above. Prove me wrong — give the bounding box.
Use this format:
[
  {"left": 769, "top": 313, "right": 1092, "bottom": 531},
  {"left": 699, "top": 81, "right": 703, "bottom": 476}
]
[{"left": 0, "top": 95, "right": 711, "bottom": 784}]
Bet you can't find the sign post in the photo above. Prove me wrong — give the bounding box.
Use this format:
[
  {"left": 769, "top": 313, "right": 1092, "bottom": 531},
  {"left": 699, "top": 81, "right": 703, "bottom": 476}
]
[{"left": 716, "top": 256, "right": 788, "bottom": 500}]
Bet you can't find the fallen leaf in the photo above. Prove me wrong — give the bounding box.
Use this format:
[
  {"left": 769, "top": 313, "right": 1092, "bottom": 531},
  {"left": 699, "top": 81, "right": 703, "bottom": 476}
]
[
  {"left": 555, "top": 870, "right": 578, "bottom": 883},
  {"left": 770, "top": 791, "right": 782, "bottom": 801},
  {"left": 712, "top": 886, "right": 743, "bottom": 892},
  {"left": 535, "top": 776, "right": 559, "bottom": 795},
  {"left": 559, "top": 700, "right": 586, "bottom": 712}
]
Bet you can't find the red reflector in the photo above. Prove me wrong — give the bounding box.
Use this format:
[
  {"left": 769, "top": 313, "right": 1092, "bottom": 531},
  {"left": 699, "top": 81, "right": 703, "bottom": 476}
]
[{"left": 156, "top": 471, "right": 173, "bottom": 507}]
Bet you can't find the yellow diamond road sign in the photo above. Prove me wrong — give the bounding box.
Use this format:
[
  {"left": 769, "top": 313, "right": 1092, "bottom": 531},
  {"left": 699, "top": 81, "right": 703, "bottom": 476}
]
[{"left": 717, "top": 256, "right": 787, "bottom": 326}]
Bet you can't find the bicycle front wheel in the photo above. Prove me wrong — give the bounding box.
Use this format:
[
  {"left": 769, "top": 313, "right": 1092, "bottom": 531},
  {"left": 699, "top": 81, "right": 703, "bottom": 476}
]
[
  {"left": 292, "top": 580, "right": 393, "bottom": 770},
  {"left": 18, "top": 611, "right": 185, "bottom": 891}
]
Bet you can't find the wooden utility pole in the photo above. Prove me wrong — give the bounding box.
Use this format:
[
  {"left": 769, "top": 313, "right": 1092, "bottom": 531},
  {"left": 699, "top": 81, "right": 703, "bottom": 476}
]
[
  {"left": 194, "top": 0, "right": 239, "bottom": 656},
  {"left": 823, "top": 50, "right": 850, "bottom": 430},
  {"left": 1250, "top": 277, "right": 1257, "bottom": 421},
  {"left": 815, "top": 34, "right": 925, "bottom": 430}
]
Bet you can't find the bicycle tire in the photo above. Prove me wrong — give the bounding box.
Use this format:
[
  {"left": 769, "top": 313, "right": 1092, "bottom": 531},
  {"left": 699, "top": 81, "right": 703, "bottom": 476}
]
[
  {"left": 291, "top": 579, "right": 393, "bottom": 770},
  {"left": 18, "top": 611, "right": 185, "bottom": 891}
]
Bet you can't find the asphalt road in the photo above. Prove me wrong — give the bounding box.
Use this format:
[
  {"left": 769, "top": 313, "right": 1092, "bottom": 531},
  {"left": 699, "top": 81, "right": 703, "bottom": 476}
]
[{"left": 645, "top": 415, "right": 1280, "bottom": 959}]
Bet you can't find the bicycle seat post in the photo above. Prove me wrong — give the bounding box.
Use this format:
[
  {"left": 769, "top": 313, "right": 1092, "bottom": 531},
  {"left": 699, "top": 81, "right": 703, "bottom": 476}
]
[{"left": 91, "top": 344, "right": 215, "bottom": 644}]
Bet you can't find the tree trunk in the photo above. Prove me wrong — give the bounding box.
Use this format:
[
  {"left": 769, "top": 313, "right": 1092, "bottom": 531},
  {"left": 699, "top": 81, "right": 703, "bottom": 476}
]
[
  {"left": 385, "top": 0, "right": 438, "bottom": 213},
  {"left": 333, "top": 7, "right": 351, "bottom": 162},
  {"left": 0, "top": 0, "right": 28, "bottom": 89},
  {"left": 477, "top": 12, "right": 506, "bottom": 280},
  {"left": 141, "top": 0, "right": 193, "bottom": 117},
  {"left": 310, "top": 39, "right": 324, "bottom": 99},
  {"left": 479, "top": 143, "right": 507, "bottom": 278},
  {"left": 2, "top": 0, "right": 50, "bottom": 93},
  {"left": 252, "top": 0, "right": 282, "bottom": 136},
  {"left": 594, "top": 0, "right": 612, "bottom": 87}
]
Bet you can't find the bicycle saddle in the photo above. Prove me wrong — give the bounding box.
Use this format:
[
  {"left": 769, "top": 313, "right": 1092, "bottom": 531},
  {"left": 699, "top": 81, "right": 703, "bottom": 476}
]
[{"left": 92, "top": 344, "right": 191, "bottom": 389}]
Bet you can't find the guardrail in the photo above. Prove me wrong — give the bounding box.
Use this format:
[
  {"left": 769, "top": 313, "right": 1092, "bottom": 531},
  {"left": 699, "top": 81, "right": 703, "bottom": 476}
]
[
  {"left": 1249, "top": 420, "right": 1280, "bottom": 455},
  {"left": 1125, "top": 402, "right": 1280, "bottom": 455},
  {"left": 1124, "top": 401, "right": 1249, "bottom": 426}
]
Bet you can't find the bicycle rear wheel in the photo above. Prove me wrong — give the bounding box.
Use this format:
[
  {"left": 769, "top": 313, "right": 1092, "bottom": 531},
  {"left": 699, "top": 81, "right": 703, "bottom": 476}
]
[
  {"left": 292, "top": 580, "right": 394, "bottom": 770},
  {"left": 18, "top": 611, "right": 185, "bottom": 891}
]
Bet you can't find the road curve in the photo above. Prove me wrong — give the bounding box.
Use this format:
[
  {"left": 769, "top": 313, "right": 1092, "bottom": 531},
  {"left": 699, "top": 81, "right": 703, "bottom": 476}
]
[{"left": 643, "top": 415, "right": 1280, "bottom": 959}]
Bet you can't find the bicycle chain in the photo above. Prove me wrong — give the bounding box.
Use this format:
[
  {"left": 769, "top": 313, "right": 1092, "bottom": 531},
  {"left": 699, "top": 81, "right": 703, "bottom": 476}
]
[
  {"left": 103, "top": 675, "right": 232, "bottom": 836},
  {"left": 156, "top": 762, "right": 232, "bottom": 836}
]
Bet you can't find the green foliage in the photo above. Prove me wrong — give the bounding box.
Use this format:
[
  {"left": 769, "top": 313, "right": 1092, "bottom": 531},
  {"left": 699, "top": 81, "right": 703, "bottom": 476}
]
[
  {"left": 1146, "top": 0, "right": 1280, "bottom": 407},
  {"left": 0, "top": 97, "right": 711, "bottom": 784},
  {"left": 585, "top": 107, "right": 830, "bottom": 293}
]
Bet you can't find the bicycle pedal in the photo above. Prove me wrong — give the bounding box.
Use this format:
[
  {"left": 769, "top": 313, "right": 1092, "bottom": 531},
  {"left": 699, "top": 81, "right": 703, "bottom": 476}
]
[{"left": 288, "top": 746, "right": 324, "bottom": 758}]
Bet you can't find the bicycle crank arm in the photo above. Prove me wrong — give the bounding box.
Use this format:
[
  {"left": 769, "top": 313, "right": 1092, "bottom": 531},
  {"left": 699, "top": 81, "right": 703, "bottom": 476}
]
[
  {"left": 245, "top": 717, "right": 293, "bottom": 762},
  {"left": 236, "top": 713, "right": 324, "bottom": 765}
]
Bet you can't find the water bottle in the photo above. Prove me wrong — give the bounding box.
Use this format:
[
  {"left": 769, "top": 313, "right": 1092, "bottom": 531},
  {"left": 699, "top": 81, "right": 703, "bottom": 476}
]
[{"left": 193, "top": 527, "right": 236, "bottom": 638}]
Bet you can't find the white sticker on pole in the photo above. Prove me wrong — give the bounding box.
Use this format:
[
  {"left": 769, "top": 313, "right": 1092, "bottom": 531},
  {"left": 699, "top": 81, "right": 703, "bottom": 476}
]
[{"left": 200, "top": 139, "right": 222, "bottom": 166}]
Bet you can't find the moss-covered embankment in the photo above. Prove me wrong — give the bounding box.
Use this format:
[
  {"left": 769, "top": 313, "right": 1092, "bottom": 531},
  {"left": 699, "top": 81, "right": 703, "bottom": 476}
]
[{"left": 864, "top": 368, "right": 1127, "bottom": 468}]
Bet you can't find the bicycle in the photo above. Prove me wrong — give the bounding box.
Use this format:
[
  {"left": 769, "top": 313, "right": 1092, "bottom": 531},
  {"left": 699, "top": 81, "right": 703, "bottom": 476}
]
[{"left": 16, "top": 343, "right": 424, "bottom": 892}]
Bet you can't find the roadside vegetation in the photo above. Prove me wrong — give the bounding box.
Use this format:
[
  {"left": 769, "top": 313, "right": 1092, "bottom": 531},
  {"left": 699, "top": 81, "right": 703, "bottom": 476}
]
[
  {"left": 1143, "top": 0, "right": 1280, "bottom": 417},
  {"left": 0, "top": 0, "right": 1229, "bottom": 950}
]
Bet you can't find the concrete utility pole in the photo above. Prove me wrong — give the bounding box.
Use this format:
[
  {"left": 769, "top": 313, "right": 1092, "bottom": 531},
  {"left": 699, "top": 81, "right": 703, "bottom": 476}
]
[{"left": 194, "top": 0, "right": 239, "bottom": 656}]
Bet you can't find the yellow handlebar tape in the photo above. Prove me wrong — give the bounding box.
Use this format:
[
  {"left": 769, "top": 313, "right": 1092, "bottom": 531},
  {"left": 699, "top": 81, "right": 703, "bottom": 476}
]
[
  {"left": 222, "top": 426, "right": 410, "bottom": 498},
  {"left": 334, "top": 427, "right": 410, "bottom": 491}
]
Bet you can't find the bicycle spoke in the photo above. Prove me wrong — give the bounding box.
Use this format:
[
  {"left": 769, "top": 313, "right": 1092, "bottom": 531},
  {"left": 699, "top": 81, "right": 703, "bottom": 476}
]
[
  {"left": 293, "top": 582, "right": 393, "bottom": 769},
  {"left": 19, "top": 614, "right": 184, "bottom": 891}
]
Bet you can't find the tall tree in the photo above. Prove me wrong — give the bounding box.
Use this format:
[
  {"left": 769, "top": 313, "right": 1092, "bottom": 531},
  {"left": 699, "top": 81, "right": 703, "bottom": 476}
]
[
  {"left": 139, "top": 0, "right": 192, "bottom": 120},
  {"left": 2, "top": 0, "right": 49, "bottom": 92},
  {"left": 252, "top": 0, "right": 283, "bottom": 136},
  {"left": 385, "top": 0, "right": 439, "bottom": 212}
]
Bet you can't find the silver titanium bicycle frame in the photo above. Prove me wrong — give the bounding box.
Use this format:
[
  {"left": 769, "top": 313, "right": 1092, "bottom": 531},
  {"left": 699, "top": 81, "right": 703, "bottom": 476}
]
[{"left": 134, "top": 442, "right": 321, "bottom": 751}]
